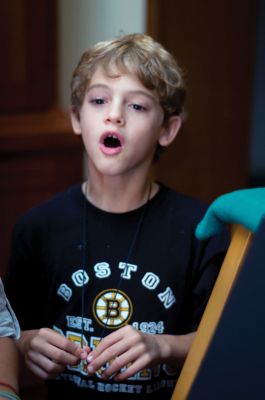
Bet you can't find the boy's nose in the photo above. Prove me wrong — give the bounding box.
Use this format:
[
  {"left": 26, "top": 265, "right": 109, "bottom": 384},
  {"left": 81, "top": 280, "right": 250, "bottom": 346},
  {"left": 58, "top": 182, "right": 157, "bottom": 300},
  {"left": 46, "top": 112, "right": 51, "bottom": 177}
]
[
  {"left": 105, "top": 114, "right": 124, "bottom": 125},
  {"left": 105, "top": 103, "right": 125, "bottom": 125}
]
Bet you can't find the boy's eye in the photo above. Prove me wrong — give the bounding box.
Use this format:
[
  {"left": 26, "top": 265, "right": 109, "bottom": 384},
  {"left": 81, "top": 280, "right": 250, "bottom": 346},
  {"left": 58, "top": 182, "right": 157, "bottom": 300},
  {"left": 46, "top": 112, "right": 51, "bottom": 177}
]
[
  {"left": 91, "top": 98, "right": 105, "bottom": 105},
  {"left": 130, "top": 103, "right": 146, "bottom": 111}
]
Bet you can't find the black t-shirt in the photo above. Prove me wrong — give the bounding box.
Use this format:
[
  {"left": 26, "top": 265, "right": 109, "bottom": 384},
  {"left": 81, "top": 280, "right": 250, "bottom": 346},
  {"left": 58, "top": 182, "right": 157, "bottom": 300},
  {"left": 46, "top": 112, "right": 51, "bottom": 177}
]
[{"left": 5, "top": 183, "right": 229, "bottom": 399}]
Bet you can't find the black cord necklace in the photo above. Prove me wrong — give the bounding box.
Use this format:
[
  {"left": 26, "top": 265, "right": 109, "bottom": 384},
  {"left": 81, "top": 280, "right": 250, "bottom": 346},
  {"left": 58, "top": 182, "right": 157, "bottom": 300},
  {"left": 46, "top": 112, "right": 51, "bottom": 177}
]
[{"left": 80, "top": 182, "right": 152, "bottom": 347}]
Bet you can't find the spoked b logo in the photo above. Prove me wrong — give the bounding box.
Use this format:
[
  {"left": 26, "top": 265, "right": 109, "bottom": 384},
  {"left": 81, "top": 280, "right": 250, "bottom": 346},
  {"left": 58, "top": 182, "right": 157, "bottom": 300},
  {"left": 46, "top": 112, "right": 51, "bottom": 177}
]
[{"left": 92, "top": 289, "right": 132, "bottom": 329}]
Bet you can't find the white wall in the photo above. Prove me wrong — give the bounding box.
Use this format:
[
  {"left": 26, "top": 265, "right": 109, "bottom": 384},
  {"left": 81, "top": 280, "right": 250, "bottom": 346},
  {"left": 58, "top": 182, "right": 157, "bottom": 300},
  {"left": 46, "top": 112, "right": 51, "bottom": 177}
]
[{"left": 58, "top": 0, "right": 147, "bottom": 110}]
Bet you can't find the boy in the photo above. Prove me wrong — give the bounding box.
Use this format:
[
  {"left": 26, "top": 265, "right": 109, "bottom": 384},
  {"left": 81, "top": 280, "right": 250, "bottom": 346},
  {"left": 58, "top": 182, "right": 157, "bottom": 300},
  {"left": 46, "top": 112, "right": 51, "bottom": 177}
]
[
  {"left": 5, "top": 34, "right": 228, "bottom": 399},
  {"left": 0, "top": 278, "right": 20, "bottom": 399}
]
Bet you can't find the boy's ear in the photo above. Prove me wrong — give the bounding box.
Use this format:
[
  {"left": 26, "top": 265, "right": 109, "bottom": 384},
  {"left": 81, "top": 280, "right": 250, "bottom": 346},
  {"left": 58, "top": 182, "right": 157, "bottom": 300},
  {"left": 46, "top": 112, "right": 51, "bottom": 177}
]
[
  {"left": 158, "top": 116, "right": 182, "bottom": 147},
  {"left": 70, "top": 109, "right": 82, "bottom": 135}
]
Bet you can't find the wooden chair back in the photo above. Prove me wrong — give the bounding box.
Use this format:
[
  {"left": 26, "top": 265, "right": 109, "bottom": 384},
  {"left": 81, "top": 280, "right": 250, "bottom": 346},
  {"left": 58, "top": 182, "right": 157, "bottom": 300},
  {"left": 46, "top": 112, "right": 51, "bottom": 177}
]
[{"left": 171, "top": 224, "right": 253, "bottom": 399}]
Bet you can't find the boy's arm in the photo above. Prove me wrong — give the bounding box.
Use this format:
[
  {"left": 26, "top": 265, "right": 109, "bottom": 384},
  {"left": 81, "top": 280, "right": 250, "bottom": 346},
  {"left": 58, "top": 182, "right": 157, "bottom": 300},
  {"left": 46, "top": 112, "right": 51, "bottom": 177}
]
[
  {"left": 0, "top": 337, "right": 19, "bottom": 395},
  {"left": 86, "top": 325, "right": 195, "bottom": 381},
  {"left": 16, "top": 328, "right": 88, "bottom": 381}
]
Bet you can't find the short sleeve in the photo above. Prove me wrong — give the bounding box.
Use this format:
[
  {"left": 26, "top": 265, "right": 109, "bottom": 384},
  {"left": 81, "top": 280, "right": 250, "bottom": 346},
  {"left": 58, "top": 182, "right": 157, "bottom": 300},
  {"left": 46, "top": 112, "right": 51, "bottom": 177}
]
[
  {"left": 187, "top": 229, "right": 230, "bottom": 331},
  {"left": 0, "top": 278, "right": 20, "bottom": 339}
]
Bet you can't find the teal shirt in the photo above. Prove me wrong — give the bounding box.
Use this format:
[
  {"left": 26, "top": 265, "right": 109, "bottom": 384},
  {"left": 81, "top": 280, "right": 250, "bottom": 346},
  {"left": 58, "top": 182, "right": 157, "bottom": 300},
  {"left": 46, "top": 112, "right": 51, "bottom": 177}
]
[{"left": 196, "top": 188, "right": 265, "bottom": 240}]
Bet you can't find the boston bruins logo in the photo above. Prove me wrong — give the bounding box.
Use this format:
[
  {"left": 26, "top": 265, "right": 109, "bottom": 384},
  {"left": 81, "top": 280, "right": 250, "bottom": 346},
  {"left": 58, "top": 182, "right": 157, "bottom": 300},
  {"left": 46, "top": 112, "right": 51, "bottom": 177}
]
[{"left": 93, "top": 289, "right": 133, "bottom": 329}]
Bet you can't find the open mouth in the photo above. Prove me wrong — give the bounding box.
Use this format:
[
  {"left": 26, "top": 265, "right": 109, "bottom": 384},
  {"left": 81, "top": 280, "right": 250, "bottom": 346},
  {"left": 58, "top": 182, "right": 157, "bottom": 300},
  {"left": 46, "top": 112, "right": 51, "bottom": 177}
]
[
  {"left": 104, "top": 135, "right": 121, "bottom": 148},
  {"left": 100, "top": 132, "right": 124, "bottom": 155}
]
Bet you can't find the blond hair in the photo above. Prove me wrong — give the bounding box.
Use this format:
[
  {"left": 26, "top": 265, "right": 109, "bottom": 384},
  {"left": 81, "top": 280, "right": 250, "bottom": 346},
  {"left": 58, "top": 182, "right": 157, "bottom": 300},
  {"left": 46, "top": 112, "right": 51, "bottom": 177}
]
[{"left": 71, "top": 33, "right": 186, "bottom": 122}]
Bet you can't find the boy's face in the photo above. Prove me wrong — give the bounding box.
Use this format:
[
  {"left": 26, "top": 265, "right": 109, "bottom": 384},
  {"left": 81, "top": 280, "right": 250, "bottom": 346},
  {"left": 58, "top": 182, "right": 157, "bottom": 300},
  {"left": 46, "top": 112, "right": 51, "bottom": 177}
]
[{"left": 71, "top": 67, "right": 180, "bottom": 178}]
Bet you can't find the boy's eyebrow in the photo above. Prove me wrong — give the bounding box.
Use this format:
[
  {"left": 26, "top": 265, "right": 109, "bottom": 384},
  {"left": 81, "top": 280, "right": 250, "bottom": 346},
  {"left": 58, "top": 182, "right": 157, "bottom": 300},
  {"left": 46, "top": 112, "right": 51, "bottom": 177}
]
[
  {"left": 128, "top": 90, "right": 159, "bottom": 103},
  {"left": 86, "top": 84, "right": 109, "bottom": 92},
  {"left": 86, "top": 84, "right": 158, "bottom": 103}
]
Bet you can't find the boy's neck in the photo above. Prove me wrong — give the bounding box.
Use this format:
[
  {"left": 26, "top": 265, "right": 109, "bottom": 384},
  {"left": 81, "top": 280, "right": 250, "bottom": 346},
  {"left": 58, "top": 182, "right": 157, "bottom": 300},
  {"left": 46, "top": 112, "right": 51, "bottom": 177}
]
[{"left": 82, "top": 178, "right": 158, "bottom": 213}]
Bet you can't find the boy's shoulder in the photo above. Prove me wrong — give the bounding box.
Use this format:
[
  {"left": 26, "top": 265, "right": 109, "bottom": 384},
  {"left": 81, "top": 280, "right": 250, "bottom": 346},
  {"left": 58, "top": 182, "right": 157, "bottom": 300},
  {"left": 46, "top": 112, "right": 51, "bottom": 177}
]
[
  {"left": 159, "top": 184, "right": 208, "bottom": 218},
  {"left": 16, "top": 184, "right": 82, "bottom": 227}
]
